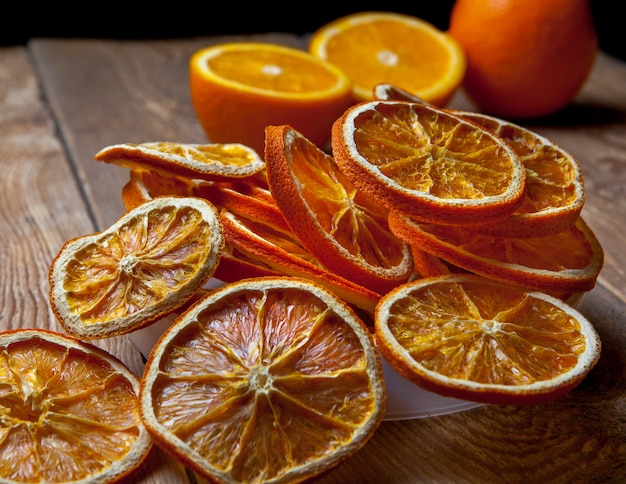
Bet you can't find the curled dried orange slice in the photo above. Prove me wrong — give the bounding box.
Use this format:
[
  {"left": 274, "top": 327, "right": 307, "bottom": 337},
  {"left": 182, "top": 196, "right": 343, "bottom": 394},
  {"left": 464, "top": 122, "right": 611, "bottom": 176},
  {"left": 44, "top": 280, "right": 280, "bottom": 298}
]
[
  {"left": 49, "top": 196, "right": 224, "bottom": 339},
  {"left": 331, "top": 100, "right": 526, "bottom": 225},
  {"left": 95, "top": 141, "right": 265, "bottom": 182},
  {"left": 389, "top": 211, "right": 604, "bottom": 295},
  {"left": 264, "top": 124, "right": 413, "bottom": 294},
  {"left": 375, "top": 274, "right": 601, "bottom": 405},
  {"left": 217, "top": 193, "right": 381, "bottom": 316},
  {"left": 140, "top": 276, "right": 385, "bottom": 484},
  {"left": 0, "top": 328, "right": 152, "bottom": 482}
]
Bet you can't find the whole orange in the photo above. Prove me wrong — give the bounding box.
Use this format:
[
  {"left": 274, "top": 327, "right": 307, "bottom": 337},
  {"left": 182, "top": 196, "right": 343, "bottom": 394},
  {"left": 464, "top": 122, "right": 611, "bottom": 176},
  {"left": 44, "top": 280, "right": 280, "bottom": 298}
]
[{"left": 448, "top": 0, "right": 598, "bottom": 119}]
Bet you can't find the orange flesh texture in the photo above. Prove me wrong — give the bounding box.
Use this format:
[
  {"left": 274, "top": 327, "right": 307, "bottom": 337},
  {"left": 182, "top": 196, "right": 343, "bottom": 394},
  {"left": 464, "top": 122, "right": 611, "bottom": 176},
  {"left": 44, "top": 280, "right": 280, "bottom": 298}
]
[
  {"left": 389, "top": 212, "right": 604, "bottom": 294},
  {"left": 190, "top": 45, "right": 354, "bottom": 154},
  {"left": 313, "top": 15, "right": 464, "bottom": 105},
  {"left": 265, "top": 125, "right": 412, "bottom": 293},
  {"left": 58, "top": 202, "right": 219, "bottom": 327},
  {"left": 375, "top": 277, "right": 600, "bottom": 404},
  {"left": 331, "top": 101, "right": 526, "bottom": 225},
  {"left": 0, "top": 331, "right": 147, "bottom": 481},
  {"left": 143, "top": 282, "right": 383, "bottom": 482}
]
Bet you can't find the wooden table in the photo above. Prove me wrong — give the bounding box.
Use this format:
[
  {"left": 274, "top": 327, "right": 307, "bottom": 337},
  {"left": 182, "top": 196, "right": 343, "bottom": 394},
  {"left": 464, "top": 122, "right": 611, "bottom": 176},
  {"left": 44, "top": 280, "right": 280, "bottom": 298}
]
[{"left": 2, "top": 34, "right": 625, "bottom": 483}]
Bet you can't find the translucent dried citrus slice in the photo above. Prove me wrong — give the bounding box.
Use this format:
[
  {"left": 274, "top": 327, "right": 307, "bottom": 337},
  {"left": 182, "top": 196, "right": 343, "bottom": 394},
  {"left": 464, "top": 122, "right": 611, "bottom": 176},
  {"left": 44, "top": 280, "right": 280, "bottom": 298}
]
[
  {"left": 375, "top": 274, "right": 601, "bottom": 405},
  {"left": 0, "top": 328, "right": 152, "bottom": 482},
  {"left": 190, "top": 42, "right": 354, "bottom": 154},
  {"left": 264, "top": 124, "right": 414, "bottom": 294},
  {"left": 218, "top": 193, "right": 381, "bottom": 316},
  {"left": 309, "top": 11, "right": 466, "bottom": 106},
  {"left": 373, "top": 84, "right": 586, "bottom": 237},
  {"left": 49, "top": 196, "right": 224, "bottom": 339},
  {"left": 454, "top": 111, "right": 586, "bottom": 237},
  {"left": 140, "top": 276, "right": 385, "bottom": 484},
  {"left": 331, "top": 100, "right": 527, "bottom": 225},
  {"left": 95, "top": 141, "right": 265, "bottom": 182},
  {"left": 389, "top": 211, "right": 604, "bottom": 294}
]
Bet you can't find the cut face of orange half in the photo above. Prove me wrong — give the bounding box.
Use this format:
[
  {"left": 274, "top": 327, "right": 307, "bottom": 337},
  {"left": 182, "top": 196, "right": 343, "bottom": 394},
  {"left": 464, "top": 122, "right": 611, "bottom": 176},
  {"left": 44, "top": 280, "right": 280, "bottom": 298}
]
[
  {"left": 95, "top": 141, "right": 266, "bottom": 182},
  {"left": 309, "top": 11, "right": 466, "bottom": 107},
  {"left": 0, "top": 328, "right": 152, "bottom": 482},
  {"left": 140, "top": 276, "right": 385, "bottom": 484},
  {"left": 190, "top": 42, "right": 354, "bottom": 154},
  {"left": 375, "top": 274, "right": 601, "bottom": 405},
  {"left": 49, "top": 196, "right": 224, "bottom": 339},
  {"left": 389, "top": 211, "right": 604, "bottom": 295},
  {"left": 264, "top": 124, "right": 414, "bottom": 294},
  {"left": 331, "top": 100, "right": 527, "bottom": 225}
]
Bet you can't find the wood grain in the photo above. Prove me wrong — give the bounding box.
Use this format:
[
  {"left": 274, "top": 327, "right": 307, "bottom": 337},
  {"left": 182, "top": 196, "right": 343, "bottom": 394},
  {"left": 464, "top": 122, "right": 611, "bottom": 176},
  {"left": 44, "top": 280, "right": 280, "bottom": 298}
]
[{"left": 0, "top": 34, "right": 624, "bottom": 482}]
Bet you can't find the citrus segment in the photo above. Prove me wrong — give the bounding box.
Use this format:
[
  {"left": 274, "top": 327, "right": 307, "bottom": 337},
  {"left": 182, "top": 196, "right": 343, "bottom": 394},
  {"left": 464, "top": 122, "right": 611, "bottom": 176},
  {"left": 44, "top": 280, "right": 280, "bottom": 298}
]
[
  {"left": 189, "top": 42, "right": 354, "bottom": 153},
  {"left": 264, "top": 124, "right": 413, "bottom": 294},
  {"left": 388, "top": 211, "right": 604, "bottom": 294},
  {"left": 309, "top": 11, "right": 466, "bottom": 106},
  {"left": 375, "top": 274, "right": 601, "bottom": 405},
  {"left": 95, "top": 141, "right": 265, "bottom": 182},
  {"left": 140, "top": 277, "right": 385, "bottom": 483},
  {"left": 0, "top": 328, "right": 152, "bottom": 482},
  {"left": 331, "top": 100, "right": 526, "bottom": 225},
  {"left": 49, "top": 196, "right": 224, "bottom": 339}
]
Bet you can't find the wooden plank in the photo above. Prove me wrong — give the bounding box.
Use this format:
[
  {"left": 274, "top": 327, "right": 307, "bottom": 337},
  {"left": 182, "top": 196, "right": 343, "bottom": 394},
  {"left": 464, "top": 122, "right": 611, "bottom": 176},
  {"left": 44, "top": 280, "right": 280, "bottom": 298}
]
[
  {"left": 26, "top": 36, "right": 626, "bottom": 482},
  {"left": 0, "top": 45, "right": 191, "bottom": 483}
]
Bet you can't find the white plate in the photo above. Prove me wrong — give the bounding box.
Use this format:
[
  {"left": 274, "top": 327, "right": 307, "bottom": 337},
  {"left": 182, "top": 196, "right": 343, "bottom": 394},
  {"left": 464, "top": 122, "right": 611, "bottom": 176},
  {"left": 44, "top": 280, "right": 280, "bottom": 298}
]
[{"left": 128, "top": 279, "right": 482, "bottom": 422}]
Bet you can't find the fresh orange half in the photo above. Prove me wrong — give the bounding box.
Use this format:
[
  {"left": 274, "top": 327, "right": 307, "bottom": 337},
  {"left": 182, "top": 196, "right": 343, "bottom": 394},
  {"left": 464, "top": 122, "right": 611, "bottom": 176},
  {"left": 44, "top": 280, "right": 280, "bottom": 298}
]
[
  {"left": 264, "top": 124, "right": 413, "bottom": 294},
  {"left": 140, "top": 276, "right": 385, "bottom": 483},
  {"left": 0, "top": 328, "right": 152, "bottom": 482},
  {"left": 189, "top": 42, "right": 354, "bottom": 154},
  {"left": 375, "top": 274, "right": 601, "bottom": 405},
  {"left": 331, "top": 100, "right": 527, "bottom": 225},
  {"left": 95, "top": 141, "right": 265, "bottom": 182},
  {"left": 49, "top": 196, "right": 224, "bottom": 339},
  {"left": 309, "top": 11, "right": 466, "bottom": 106},
  {"left": 389, "top": 211, "right": 604, "bottom": 295}
]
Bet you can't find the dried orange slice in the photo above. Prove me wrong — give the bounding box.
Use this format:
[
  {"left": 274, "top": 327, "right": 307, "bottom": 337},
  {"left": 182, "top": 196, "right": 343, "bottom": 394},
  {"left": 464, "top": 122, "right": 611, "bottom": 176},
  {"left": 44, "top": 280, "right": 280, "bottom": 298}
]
[
  {"left": 95, "top": 141, "right": 265, "bottom": 182},
  {"left": 309, "top": 11, "right": 466, "bottom": 107},
  {"left": 140, "top": 276, "right": 385, "bottom": 484},
  {"left": 189, "top": 42, "right": 354, "bottom": 154},
  {"left": 454, "top": 111, "right": 586, "bottom": 237},
  {"left": 373, "top": 84, "right": 586, "bottom": 237},
  {"left": 218, "top": 194, "right": 381, "bottom": 316},
  {"left": 49, "top": 196, "right": 224, "bottom": 339},
  {"left": 375, "top": 274, "right": 601, "bottom": 405},
  {"left": 121, "top": 168, "right": 212, "bottom": 211},
  {"left": 264, "top": 124, "right": 413, "bottom": 294},
  {"left": 389, "top": 211, "right": 604, "bottom": 294},
  {"left": 331, "top": 100, "right": 527, "bottom": 225},
  {"left": 0, "top": 328, "right": 152, "bottom": 482}
]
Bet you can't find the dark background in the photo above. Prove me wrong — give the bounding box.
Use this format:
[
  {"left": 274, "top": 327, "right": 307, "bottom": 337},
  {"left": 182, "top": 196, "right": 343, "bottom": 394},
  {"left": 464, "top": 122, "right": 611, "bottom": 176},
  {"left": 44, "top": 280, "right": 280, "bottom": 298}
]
[{"left": 4, "top": 2, "right": 624, "bottom": 61}]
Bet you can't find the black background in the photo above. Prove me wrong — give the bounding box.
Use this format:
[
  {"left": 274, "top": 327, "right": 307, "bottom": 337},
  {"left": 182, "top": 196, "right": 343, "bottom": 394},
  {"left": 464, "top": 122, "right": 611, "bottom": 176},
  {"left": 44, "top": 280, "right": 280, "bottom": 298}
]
[{"left": 4, "top": 2, "right": 624, "bottom": 61}]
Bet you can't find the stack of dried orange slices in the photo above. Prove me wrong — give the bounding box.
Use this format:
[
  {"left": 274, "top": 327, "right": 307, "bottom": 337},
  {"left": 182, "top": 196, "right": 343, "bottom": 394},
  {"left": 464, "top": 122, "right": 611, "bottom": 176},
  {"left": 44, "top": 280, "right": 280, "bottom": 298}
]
[{"left": 35, "top": 85, "right": 605, "bottom": 482}]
